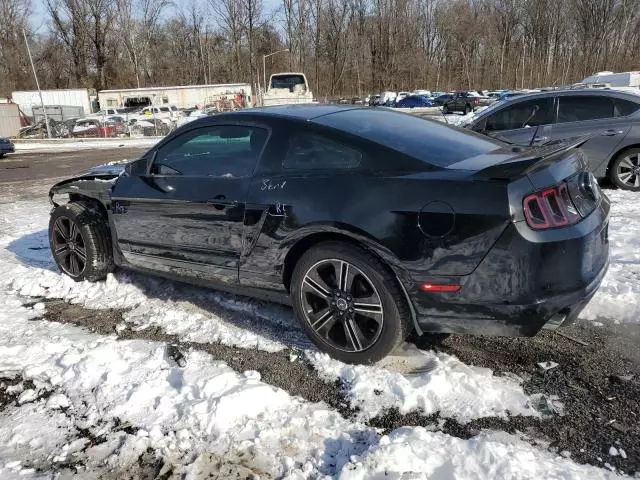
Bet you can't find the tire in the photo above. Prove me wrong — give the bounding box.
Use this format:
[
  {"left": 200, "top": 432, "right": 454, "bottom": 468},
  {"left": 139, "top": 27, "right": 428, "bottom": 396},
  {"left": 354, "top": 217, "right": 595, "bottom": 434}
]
[
  {"left": 608, "top": 148, "right": 640, "bottom": 191},
  {"left": 48, "top": 201, "right": 114, "bottom": 282},
  {"left": 442, "top": 105, "right": 449, "bottom": 114},
  {"left": 291, "top": 242, "right": 410, "bottom": 364}
]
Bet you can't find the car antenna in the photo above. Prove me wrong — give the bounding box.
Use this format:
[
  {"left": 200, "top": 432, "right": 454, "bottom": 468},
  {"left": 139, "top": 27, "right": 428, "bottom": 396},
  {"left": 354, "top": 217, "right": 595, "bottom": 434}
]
[{"left": 528, "top": 125, "right": 541, "bottom": 147}]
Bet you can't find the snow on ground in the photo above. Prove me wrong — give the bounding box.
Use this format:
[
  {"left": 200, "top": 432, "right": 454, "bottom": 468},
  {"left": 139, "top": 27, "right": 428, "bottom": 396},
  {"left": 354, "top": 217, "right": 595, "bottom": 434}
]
[
  {"left": 308, "top": 343, "right": 536, "bottom": 422},
  {"left": 0, "top": 290, "right": 376, "bottom": 478},
  {"left": 13, "top": 138, "right": 161, "bottom": 152},
  {"left": 0, "top": 184, "right": 636, "bottom": 477},
  {"left": 339, "top": 428, "right": 621, "bottom": 480},
  {"left": 582, "top": 189, "right": 640, "bottom": 324},
  {"left": 0, "top": 291, "right": 621, "bottom": 479}
]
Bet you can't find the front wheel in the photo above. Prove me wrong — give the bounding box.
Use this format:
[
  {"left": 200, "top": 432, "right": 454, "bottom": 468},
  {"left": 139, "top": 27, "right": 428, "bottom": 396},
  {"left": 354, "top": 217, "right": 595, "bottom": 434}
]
[
  {"left": 291, "top": 242, "right": 410, "bottom": 364},
  {"left": 49, "top": 201, "right": 114, "bottom": 281},
  {"left": 609, "top": 149, "right": 640, "bottom": 191}
]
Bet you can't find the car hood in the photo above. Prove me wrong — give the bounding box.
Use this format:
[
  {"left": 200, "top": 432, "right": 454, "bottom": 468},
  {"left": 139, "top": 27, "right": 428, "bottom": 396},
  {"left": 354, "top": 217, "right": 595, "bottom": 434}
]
[{"left": 82, "top": 160, "right": 131, "bottom": 177}]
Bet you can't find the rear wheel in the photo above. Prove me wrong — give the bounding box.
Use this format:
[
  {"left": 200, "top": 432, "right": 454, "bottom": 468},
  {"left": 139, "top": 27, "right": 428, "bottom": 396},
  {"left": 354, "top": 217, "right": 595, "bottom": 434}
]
[
  {"left": 49, "top": 201, "right": 114, "bottom": 281},
  {"left": 609, "top": 149, "right": 640, "bottom": 191},
  {"left": 291, "top": 242, "right": 410, "bottom": 364}
]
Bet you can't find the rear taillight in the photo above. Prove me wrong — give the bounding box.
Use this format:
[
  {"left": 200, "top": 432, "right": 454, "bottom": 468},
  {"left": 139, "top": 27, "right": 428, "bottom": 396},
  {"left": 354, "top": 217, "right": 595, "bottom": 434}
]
[
  {"left": 474, "top": 98, "right": 480, "bottom": 104},
  {"left": 523, "top": 173, "right": 601, "bottom": 230},
  {"left": 523, "top": 183, "right": 581, "bottom": 230}
]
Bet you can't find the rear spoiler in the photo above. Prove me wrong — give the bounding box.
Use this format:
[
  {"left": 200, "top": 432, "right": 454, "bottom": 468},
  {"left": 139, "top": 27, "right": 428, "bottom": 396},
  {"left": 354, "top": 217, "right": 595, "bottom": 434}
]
[{"left": 473, "top": 134, "right": 592, "bottom": 181}]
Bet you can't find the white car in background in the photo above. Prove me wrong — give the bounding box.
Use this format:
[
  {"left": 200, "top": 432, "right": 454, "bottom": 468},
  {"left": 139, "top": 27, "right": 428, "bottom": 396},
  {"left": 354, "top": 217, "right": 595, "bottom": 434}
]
[
  {"left": 395, "top": 91, "right": 411, "bottom": 103},
  {"left": 137, "top": 105, "right": 182, "bottom": 124},
  {"left": 412, "top": 89, "right": 432, "bottom": 97},
  {"left": 380, "top": 91, "right": 397, "bottom": 105}
]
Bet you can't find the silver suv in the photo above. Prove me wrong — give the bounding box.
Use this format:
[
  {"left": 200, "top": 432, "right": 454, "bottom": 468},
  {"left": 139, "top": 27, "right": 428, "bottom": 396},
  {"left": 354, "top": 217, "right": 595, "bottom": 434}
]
[{"left": 467, "top": 89, "right": 640, "bottom": 190}]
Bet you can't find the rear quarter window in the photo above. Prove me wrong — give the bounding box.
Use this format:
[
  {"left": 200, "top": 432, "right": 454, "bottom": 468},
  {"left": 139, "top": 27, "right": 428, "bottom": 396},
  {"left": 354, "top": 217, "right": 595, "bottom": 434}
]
[
  {"left": 283, "top": 132, "right": 362, "bottom": 170},
  {"left": 614, "top": 98, "right": 640, "bottom": 116},
  {"left": 314, "top": 109, "right": 502, "bottom": 167}
]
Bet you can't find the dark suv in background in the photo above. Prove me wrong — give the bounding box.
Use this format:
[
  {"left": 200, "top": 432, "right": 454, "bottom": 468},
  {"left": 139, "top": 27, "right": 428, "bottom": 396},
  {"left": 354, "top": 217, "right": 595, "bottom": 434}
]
[
  {"left": 467, "top": 89, "right": 640, "bottom": 190},
  {"left": 443, "top": 92, "right": 481, "bottom": 114}
]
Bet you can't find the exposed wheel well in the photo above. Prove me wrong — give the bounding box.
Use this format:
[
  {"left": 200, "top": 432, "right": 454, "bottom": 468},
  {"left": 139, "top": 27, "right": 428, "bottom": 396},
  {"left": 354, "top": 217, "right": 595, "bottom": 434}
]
[
  {"left": 68, "top": 194, "right": 109, "bottom": 221},
  {"left": 606, "top": 144, "right": 640, "bottom": 177}
]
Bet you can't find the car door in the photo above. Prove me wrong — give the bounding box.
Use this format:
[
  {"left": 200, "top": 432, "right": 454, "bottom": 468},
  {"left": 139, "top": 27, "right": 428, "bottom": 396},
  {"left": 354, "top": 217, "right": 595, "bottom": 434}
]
[
  {"left": 110, "top": 123, "right": 269, "bottom": 284},
  {"left": 549, "top": 94, "right": 631, "bottom": 176},
  {"left": 240, "top": 124, "right": 369, "bottom": 291},
  {"left": 475, "top": 97, "right": 555, "bottom": 145}
]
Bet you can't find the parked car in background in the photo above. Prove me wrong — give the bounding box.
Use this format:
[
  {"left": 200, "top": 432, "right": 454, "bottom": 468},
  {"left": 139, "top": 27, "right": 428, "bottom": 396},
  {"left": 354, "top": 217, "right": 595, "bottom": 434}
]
[
  {"left": 0, "top": 137, "right": 15, "bottom": 157},
  {"left": 412, "top": 89, "right": 432, "bottom": 97},
  {"left": 395, "top": 91, "right": 411, "bottom": 103},
  {"left": 467, "top": 89, "right": 640, "bottom": 190},
  {"left": 432, "top": 94, "right": 454, "bottom": 106},
  {"left": 48, "top": 105, "right": 610, "bottom": 364},
  {"left": 369, "top": 95, "right": 381, "bottom": 106},
  {"left": 393, "top": 96, "right": 435, "bottom": 108},
  {"left": 495, "top": 91, "right": 526, "bottom": 102},
  {"left": 380, "top": 91, "right": 397, "bottom": 105},
  {"left": 443, "top": 92, "right": 481, "bottom": 114},
  {"left": 89, "top": 107, "right": 131, "bottom": 118},
  {"left": 104, "top": 116, "right": 127, "bottom": 135},
  {"left": 138, "top": 105, "right": 182, "bottom": 123},
  {"left": 72, "top": 118, "right": 118, "bottom": 138}
]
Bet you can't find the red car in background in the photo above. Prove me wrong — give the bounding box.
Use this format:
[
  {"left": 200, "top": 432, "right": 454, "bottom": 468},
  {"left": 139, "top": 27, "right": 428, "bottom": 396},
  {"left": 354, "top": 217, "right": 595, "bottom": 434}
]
[{"left": 72, "top": 119, "right": 119, "bottom": 138}]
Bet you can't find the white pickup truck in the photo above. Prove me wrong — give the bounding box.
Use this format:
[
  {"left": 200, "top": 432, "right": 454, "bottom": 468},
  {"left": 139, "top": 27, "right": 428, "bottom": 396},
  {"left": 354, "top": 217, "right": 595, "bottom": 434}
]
[{"left": 262, "top": 72, "right": 314, "bottom": 106}]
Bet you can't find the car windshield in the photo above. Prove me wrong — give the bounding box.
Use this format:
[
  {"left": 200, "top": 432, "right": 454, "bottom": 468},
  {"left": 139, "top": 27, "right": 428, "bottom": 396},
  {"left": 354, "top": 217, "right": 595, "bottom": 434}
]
[
  {"left": 315, "top": 109, "right": 504, "bottom": 167},
  {"left": 271, "top": 74, "right": 306, "bottom": 89}
]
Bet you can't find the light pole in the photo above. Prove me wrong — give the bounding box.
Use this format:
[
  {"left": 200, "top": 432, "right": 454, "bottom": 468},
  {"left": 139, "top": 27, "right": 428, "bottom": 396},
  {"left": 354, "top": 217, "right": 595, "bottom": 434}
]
[{"left": 262, "top": 49, "right": 289, "bottom": 98}]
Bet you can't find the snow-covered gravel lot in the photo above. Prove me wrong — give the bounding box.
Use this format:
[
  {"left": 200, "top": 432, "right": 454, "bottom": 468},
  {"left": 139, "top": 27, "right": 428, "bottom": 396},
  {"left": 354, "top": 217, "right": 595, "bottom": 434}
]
[{"left": 0, "top": 181, "right": 636, "bottom": 478}]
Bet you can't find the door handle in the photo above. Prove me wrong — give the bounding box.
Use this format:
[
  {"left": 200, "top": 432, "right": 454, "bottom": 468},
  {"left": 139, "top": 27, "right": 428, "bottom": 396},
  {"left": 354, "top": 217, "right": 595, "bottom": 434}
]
[
  {"left": 207, "top": 195, "right": 238, "bottom": 210},
  {"left": 601, "top": 129, "right": 623, "bottom": 136}
]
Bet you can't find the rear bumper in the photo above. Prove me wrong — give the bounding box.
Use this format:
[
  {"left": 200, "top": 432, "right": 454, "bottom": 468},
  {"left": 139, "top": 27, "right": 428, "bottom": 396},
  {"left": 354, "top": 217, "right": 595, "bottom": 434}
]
[{"left": 410, "top": 196, "right": 610, "bottom": 336}]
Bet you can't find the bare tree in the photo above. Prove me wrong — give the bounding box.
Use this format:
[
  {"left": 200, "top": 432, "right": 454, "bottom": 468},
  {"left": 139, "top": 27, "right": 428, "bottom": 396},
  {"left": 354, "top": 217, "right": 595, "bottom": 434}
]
[{"left": 115, "top": 0, "right": 169, "bottom": 88}]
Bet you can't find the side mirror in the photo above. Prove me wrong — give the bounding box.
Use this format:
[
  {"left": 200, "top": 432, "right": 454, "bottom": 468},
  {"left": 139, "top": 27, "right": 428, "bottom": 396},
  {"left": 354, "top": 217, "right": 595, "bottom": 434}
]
[{"left": 125, "top": 153, "right": 155, "bottom": 176}]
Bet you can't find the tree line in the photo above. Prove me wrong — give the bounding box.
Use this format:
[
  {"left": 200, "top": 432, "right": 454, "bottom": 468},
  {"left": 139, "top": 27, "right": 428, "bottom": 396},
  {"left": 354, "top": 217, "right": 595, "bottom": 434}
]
[{"left": 2, "top": 0, "right": 640, "bottom": 100}]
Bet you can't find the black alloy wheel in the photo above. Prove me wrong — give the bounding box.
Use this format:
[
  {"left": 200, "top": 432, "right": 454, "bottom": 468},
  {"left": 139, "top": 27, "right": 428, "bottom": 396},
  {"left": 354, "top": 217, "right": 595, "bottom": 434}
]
[
  {"left": 51, "top": 216, "right": 87, "bottom": 277},
  {"left": 48, "top": 201, "right": 114, "bottom": 282},
  {"left": 291, "top": 242, "right": 410, "bottom": 364},
  {"left": 300, "top": 258, "right": 384, "bottom": 353}
]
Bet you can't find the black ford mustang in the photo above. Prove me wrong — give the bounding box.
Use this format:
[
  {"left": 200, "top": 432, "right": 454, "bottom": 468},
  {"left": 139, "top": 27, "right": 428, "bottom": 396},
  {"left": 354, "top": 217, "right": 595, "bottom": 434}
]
[{"left": 48, "top": 105, "right": 610, "bottom": 364}]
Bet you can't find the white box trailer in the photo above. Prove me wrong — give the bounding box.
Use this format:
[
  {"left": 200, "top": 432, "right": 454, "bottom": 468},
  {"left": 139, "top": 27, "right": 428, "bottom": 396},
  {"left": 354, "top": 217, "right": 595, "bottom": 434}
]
[
  {"left": 98, "top": 83, "right": 253, "bottom": 109},
  {"left": 581, "top": 71, "right": 640, "bottom": 88},
  {"left": 11, "top": 89, "right": 95, "bottom": 117}
]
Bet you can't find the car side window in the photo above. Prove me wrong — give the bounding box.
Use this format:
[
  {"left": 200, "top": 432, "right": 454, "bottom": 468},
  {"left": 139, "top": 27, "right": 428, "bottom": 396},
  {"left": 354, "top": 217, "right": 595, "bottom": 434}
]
[
  {"left": 151, "top": 125, "right": 268, "bottom": 177},
  {"left": 485, "top": 98, "right": 553, "bottom": 132},
  {"left": 557, "top": 95, "right": 614, "bottom": 123},
  {"left": 283, "top": 131, "right": 362, "bottom": 170},
  {"left": 614, "top": 98, "right": 640, "bottom": 117}
]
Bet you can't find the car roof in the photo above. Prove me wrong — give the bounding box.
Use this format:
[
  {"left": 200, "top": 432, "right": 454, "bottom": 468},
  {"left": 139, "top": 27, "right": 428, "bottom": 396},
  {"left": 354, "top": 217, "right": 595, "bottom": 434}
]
[
  {"left": 496, "top": 88, "right": 640, "bottom": 101},
  {"left": 223, "top": 104, "right": 364, "bottom": 121}
]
